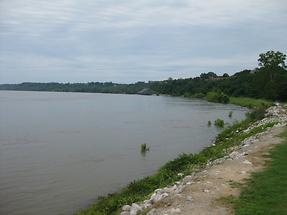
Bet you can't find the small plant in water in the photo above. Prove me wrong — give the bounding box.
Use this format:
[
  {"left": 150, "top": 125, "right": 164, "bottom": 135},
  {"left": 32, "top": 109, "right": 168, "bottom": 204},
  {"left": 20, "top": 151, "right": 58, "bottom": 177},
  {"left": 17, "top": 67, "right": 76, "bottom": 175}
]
[
  {"left": 228, "top": 111, "right": 233, "bottom": 118},
  {"left": 214, "top": 118, "right": 225, "bottom": 128},
  {"left": 208, "top": 120, "right": 212, "bottom": 127},
  {"left": 141, "top": 143, "right": 150, "bottom": 153}
]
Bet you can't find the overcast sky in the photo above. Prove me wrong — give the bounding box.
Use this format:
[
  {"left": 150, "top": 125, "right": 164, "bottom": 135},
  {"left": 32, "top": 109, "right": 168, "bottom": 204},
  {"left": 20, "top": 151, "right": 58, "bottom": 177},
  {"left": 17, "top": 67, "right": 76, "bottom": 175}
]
[{"left": 0, "top": 0, "right": 287, "bottom": 83}]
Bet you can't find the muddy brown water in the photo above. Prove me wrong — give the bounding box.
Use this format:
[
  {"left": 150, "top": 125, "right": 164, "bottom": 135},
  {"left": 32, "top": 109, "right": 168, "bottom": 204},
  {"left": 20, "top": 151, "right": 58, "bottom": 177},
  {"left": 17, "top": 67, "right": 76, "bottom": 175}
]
[{"left": 0, "top": 91, "right": 246, "bottom": 215}]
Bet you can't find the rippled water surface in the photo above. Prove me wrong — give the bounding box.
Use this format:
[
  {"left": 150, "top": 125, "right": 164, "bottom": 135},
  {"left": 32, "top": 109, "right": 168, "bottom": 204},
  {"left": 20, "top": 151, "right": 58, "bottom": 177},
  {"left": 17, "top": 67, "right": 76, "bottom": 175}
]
[{"left": 0, "top": 91, "right": 247, "bottom": 215}]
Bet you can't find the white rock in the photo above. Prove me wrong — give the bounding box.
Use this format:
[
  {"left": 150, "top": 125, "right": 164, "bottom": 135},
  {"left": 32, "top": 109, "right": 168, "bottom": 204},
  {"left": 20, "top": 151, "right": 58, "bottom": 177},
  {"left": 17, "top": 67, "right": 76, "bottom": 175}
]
[
  {"left": 122, "top": 205, "right": 131, "bottom": 211},
  {"left": 203, "top": 189, "right": 210, "bottom": 193},
  {"left": 143, "top": 199, "right": 152, "bottom": 209},
  {"left": 183, "top": 175, "right": 193, "bottom": 184},
  {"left": 175, "top": 181, "right": 181, "bottom": 185},
  {"left": 150, "top": 193, "right": 163, "bottom": 204},
  {"left": 177, "top": 172, "right": 184, "bottom": 177},
  {"left": 120, "top": 211, "right": 130, "bottom": 215},
  {"left": 162, "top": 192, "right": 169, "bottom": 198},
  {"left": 170, "top": 208, "right": 181, "bottom": 214},
  {"left": 175, "top": 185, "right": 184, "bottom": 194},
  {"left": 171, "top": 185, "right": 177, "bottom": 191},
  {"left": 147, "top": 208, "right": 156, "bottom": 215},
  {"left": 243, "top": 160, "right": 252, "bottom": 165},
  {"left": 186, "top": 195, "right": 193, "bottom": 202},
  {"left": 130, "top": 203, "right": 142, "bottom": 215},
  {"left": 154, "top": 188, "right": 162, "bottom": 193}
]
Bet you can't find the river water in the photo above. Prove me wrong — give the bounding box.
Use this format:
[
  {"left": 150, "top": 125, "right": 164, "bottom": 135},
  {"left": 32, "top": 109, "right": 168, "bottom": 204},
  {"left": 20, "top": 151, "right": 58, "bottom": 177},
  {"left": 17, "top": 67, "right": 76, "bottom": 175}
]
[{"left": 0, "top": 91, "right": 246, "bottom": 215}]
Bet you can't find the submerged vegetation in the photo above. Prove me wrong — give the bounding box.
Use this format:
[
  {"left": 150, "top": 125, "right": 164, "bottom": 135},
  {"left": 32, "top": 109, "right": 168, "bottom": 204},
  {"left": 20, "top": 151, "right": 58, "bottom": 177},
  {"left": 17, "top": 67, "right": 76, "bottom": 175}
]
[
  {"left": 208, "top": 120, "right": 212, "bottom": 127},
  {"left": 214, "top": 119, "right": 225, "bottom": 128},
  {"left": 232, "top": 128, "right": 287, "bottom": 215},
  {"left": 140, "top": 144, "right": 149, "bottom": 153},
  {"left": 77, "top": 108, "right": 273, "bottom": 215}
]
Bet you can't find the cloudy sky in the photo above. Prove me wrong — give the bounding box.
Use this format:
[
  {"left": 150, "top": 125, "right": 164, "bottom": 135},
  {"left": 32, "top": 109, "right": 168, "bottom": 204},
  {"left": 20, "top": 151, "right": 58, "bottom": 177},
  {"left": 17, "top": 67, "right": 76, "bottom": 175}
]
[{"left": 0, "top": 0, "right": 287, "bottom": 83}]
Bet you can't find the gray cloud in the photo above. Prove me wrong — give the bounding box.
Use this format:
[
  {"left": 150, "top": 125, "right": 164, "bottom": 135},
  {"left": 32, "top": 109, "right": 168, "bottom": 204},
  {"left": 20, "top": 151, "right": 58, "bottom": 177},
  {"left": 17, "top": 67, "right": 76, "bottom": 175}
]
[{"left": 0, "top": 0, "right": 287, "bottom": 83}]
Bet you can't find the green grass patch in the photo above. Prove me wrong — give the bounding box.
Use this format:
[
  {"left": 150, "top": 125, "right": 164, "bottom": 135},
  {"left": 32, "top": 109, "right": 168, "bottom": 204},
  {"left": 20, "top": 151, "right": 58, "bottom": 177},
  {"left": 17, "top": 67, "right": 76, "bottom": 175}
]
[
  {"left": 233, "top": 128, "right": 287, "bottom": 215},
  {"left": 229, "top": 97, "right": 273, "bottom": 109},
  {"left": 76, "top": 110, "right": 276, "bottom": 215}
]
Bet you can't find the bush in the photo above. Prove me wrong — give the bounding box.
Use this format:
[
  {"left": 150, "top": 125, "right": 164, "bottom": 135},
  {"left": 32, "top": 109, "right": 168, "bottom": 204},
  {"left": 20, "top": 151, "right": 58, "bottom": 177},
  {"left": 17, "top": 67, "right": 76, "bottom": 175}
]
[
  {"left": 141, "top": 144, "right": 149, "bottom": 153},
  {"left": 206, "top": 91, "right": 230, "bottom": 104},
  {"left": 246, "top": 107, "right": 266, "bottom": 121},
  {"left": 193, "top": 93, "right": 206, "bottom": 99},
  {"left": 214, "top": 119, "right": 225, "bottom": 128},
  {"left": 208, "top": 120, "right": 212, "bottom": 126}
]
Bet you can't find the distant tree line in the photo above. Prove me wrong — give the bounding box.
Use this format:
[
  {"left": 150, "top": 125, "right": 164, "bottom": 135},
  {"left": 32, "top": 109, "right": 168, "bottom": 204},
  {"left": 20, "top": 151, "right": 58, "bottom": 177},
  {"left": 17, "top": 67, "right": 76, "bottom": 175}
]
[{"left": 1, "top": 51, "right": 286, "bottom": 101}]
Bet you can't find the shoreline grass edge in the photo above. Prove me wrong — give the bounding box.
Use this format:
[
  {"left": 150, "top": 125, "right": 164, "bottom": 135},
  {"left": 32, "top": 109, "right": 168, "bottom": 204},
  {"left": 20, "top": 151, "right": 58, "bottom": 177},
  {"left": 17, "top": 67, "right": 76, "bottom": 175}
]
[{"left": 76, "top": 104, "right": 277, "bottom": 215}]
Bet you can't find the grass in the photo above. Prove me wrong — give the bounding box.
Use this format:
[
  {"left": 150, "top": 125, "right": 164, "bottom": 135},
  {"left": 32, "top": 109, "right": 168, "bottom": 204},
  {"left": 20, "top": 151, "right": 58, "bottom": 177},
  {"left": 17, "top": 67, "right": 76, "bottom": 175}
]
[
  {"left": 76, "top": 108, "right": 276, "bottom": 215},
  {"left": 233, "top": 128, "right": 287, "bottom": 215},
  {"left": 229, "top": 97, "right": 273, "bottom": 109}
]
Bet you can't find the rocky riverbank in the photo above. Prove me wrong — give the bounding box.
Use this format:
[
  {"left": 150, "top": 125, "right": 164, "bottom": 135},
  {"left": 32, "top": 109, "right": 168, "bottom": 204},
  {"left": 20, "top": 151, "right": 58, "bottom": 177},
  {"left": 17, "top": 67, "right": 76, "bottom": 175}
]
[{"left": 120, "top": 105, "right": 287, "bottom": 215}]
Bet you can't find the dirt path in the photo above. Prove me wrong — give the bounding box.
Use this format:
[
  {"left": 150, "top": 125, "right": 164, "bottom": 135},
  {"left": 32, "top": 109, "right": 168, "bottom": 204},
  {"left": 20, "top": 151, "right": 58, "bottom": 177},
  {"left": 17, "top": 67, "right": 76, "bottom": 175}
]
[
  {"left": 120, "top": 106, "right": 287, "bottom": 215},
  {"left": 147, "top": 126, "right": 284, "bottom": 215}
]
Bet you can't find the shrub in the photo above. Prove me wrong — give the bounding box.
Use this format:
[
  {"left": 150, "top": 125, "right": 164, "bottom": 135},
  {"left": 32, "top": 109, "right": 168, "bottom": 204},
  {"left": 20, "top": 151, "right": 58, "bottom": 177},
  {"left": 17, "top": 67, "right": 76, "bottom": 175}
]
[
  {"left": 214, "top": 119, "right": 225, "bottom": 128},
  {"left": 193, "top": 93, "right": 206, "bottom": 99},
  {"left": 246, "top": 107, "right": 266, "bottom": 121},
  {"left": 141, "top": 144, "right": 149, "bottom": 153},
  {"left": 208, "top": 120, "right": 212, "bottom": 126},
  {"left": 206, "top": 91, "right": 230, "bottom": 104}
]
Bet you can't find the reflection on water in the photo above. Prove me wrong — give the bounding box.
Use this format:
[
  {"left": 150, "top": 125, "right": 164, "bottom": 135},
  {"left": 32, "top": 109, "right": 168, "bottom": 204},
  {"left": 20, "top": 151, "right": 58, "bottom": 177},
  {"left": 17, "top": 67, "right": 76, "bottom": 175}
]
[{"left": 0, "top": 91, "right": 246, "bottom": 215}]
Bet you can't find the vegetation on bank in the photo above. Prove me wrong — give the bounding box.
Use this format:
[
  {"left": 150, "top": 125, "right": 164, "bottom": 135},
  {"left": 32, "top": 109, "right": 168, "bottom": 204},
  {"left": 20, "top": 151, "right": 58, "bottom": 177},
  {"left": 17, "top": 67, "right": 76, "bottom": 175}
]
[
  {"left": 231, "top": 128, "right": 287, "bottom": 215},
  {"left": 77, "top": 108, "right": 275, "bottom": 215},
  {"left": 229, "top": 97, "right": 273, "bottom": 109},
  {"left": 1, "top": 51, "right": 286, "bottom": 103}
]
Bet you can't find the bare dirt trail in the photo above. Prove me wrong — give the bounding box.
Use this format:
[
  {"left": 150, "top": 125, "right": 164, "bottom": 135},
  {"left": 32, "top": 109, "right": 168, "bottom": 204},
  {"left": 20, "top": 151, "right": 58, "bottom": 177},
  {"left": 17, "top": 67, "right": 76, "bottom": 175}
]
[
  {"left": 121, "top": 105, "right": 287, "bottom": 215},
  {"left": 148, "top": 126, "right": 284, "bottom": 215}
]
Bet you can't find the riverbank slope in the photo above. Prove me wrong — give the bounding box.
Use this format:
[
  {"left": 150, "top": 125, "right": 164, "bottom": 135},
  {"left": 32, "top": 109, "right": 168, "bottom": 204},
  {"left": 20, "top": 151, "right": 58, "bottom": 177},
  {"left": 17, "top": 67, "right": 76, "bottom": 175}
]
[{"left": 120, "top": 105, "right": 287, "bottom": 215}]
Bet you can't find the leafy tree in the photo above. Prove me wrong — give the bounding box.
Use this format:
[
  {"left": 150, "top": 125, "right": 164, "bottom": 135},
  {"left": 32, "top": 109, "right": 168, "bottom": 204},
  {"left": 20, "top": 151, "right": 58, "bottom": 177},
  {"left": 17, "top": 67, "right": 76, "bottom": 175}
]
[
  {"left": 258, "top": 50, "right": 286, "bottom": 82},
  {"left": 200, "top": 72, "right": 217, "bottom": 79},
  {"left": 258, "top": 51, "right": 286, "bottom": 69}
]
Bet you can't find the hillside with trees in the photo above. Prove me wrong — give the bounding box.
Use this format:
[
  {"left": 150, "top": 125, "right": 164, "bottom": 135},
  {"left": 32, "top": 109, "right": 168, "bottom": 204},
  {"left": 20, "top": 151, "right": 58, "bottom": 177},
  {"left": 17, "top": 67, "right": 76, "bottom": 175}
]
[{"left": 1, "top": 51, "right": 286, "bottom": 102}]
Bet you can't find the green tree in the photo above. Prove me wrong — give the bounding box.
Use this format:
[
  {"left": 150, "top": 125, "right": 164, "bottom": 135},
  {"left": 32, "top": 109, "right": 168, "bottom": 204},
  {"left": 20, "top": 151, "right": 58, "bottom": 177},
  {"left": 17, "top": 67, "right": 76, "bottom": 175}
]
[
  {"left": 258, "top": 51, "right": 286, "bottom": 69},
  {"left": 258, "top": 51, "right": 286, "bottom": 82}
]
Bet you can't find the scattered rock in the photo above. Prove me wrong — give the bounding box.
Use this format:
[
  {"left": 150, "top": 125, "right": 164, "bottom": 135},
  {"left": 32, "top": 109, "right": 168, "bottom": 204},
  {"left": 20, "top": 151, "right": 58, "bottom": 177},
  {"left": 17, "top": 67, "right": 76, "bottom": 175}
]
[
  {"left": 186, "top": 195, "right": 193, "bottom": 202},
  {"left": 243, "top": 160, "right": 252, "bottom": 165},
  {"left": 122, "top": 205, "right": 131, "bottom": 211},
  {"left": 130, "top": 203, "right": 142, "bottom": 215},
  {"left": 170, "top": 208, "right": 181, "bottom": 214},
  {"left": 122, "top": 105, "right": 287, "bottom": 215},
  {"left": 182, "top": 175, "right": 193, "bottom": 184},
  {"left": 147, "top": 208, "right": 156, "bottom": 215}
]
